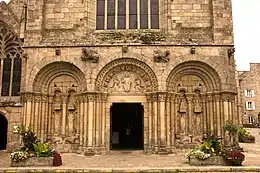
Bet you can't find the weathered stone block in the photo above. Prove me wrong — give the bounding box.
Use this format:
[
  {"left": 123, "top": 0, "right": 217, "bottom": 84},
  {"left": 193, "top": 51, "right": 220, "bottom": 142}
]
[
  {"left": 188, "top": 156, "right": 227, "bottom": 166},
  {"left": 11, "top": 157, "right": 53, "bottom": 167}
]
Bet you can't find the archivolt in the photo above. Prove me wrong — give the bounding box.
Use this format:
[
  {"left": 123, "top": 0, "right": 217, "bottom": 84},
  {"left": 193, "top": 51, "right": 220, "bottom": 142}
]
[
  {"left": 95, "top": 58, "right": 158, "bottom": 92},
  {"left": 166, "top": 61, "right": 221, "bottom": 92},
  {"left": 33, "top": 62, "right": 86, "bottom": 92}
]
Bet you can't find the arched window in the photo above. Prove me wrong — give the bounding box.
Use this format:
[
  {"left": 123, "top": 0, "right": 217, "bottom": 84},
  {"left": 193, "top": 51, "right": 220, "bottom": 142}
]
[
  {"left": 0, "top": 21, "right": 22, "bottom": 96},
  {"left": 96, "top": 0, "right": 159, "bottom": 30}
]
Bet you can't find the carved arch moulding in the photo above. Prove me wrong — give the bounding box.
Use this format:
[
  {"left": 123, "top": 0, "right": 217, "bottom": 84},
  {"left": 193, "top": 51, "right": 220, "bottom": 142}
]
[
  {"left": 95, "top": 58, "right": 158, "bottom": 93},
  {"left": 166, "top": 61, "right": 222, "bottom": 92},
  {"left": 32, "top": 61, "right": 87, "bottom": 93}
]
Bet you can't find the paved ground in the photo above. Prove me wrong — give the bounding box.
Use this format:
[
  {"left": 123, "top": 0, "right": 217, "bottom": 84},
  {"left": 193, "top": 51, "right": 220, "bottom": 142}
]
[{"left": 0, "top": 128, "right": 260, "bottom": 172}]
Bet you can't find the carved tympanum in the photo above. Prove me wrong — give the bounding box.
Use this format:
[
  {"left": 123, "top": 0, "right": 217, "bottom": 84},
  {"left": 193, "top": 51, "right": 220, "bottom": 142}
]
[
  {"left": 108, "top": 72, "right": 145, "bottom": 93},
  {"left": 154, "top": 49, "right": 170, "bottom": 63},
  {"left": 81, "top": 48, "right": 99, "bottom": 63}
]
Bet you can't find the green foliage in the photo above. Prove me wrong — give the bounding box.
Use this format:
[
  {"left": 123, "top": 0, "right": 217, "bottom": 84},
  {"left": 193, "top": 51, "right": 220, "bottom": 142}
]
[
  {"left": 17, "top": 125, "right": 40, "bottom": 152},
  {"left": 223, "top": 121, "right": 239, "bottom": 135},
  {"left": 33, "top": 142, "right": 53, "bottom": 157},
  {"left": 238, "top": 127, "right": 255, "bottom": 143},
  {"left": 200, "top": 136, "right": 222, "bottom": 154},
  {"left": 185, "top": 136, "right": 222, "bottom": 160}
]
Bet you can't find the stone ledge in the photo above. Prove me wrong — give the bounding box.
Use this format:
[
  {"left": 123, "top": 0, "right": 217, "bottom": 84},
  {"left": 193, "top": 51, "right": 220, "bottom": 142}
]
[{"left": 1, "top": 167, "right": 260, "bottom": 173}]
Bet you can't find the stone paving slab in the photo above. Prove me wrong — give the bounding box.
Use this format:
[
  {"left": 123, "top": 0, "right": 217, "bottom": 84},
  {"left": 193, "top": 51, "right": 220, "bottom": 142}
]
[{"left": 1, "top": 167, "right": 260, "bottom": 173}]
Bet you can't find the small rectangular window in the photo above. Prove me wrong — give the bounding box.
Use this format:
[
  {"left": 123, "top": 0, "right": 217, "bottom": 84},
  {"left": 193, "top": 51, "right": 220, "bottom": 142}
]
[{"left": 248, "top": 116, "right": 254, "bottom": 124}]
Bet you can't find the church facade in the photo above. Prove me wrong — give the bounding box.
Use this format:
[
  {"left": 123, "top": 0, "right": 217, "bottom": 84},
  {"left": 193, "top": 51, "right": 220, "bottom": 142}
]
[{"left": 0, "top": 0, "right": 239, "bottom": 154}]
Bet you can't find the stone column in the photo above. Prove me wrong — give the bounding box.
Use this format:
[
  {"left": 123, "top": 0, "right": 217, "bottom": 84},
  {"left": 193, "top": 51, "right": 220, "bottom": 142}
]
[
  {"left": 78, "top": 95, "right": 84, "bottom": 150},
  {"left": 83, "top": 94, "right": 88, "bottom": 148},
  {"left": 170, "top": 94, "right": 175, "bottom": 149},
  {"left": 146, "top": 93, "right": 153, "bottom": 153},
  {"left": 61, "top": 94, "right": 67, "bottom": 137},
  {"left": 186, "top": 94, "right": 193, "bottom": 135},
  {"left": 166, "top": 93, "right": 171, "bottom": 151},
  {"left": 34, "top": 95, "right": 41, "bottom": 137},
  {"left": 101, "top": 93, "right": 108, "bottom": 154},
  {"left": 157, "top": 92, "right": 167, "bottom": 154},
  {"left": 152, "top": 93, "right": 158, "bottom": 153},
  {"left": 207, "top": 94, "right": 214, "bottom": 135},
  {"left": 222, "top": 93, "right": 229, "bottom": 123},
  {"left": 47, "top": 95, "right": 53, "bottom": 141},
  {"left": 95, "top": 94, "right": 101, "bottom": 154},
  {"left": 25, "top": 92, "right": 33, "bottom": 127},
  {"left": 85, "top": 94, "right": 95, "bottom": 155},
  {"left": 214, "top": 94, "right": 221, "bottom": 136},
  {"left": 201, "top": 94, "right": 207, "bottom": 138}
]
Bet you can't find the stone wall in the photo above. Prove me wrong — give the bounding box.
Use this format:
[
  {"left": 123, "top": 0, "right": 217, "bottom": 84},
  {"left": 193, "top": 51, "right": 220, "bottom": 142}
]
[{"left": 238, "top": 63, "right": 260, "bottom": 124}]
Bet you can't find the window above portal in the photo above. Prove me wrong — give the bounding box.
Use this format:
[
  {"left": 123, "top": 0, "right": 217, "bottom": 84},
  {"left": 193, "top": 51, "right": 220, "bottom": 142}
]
[{"left": 96, "top": 0, "right": 159, "bottom": 30}]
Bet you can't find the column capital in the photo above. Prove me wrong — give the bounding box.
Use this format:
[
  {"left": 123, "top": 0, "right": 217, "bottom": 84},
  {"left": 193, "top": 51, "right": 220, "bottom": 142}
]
[{"left": 157, "top": 92, "right": 167, "bottom": 102}]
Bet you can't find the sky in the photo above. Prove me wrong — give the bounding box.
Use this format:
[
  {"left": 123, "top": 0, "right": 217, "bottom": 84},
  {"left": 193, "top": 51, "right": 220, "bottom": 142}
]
[{"left": 1, "top": 0, "right": 260, "bottom": 71}]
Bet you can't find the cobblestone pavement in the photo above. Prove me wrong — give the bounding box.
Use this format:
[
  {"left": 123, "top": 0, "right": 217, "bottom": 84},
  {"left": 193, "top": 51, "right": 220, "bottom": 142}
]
[{"left": 0, "top": 128, "right": 260, "bottom": 169}]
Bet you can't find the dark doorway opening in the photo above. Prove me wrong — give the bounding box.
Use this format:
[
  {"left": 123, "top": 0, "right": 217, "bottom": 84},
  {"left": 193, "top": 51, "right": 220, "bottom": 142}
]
[
  {"left": 0, "top": 114, "right": 8, "bottom": 150},
  {"left": 110, "top": 103, "right": 144, "bottom": 150}
]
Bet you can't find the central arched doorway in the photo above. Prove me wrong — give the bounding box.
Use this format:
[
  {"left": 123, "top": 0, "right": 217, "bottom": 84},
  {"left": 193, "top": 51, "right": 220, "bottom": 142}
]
[
  {"left": 110, "top": 103, "right": 144, "bottom": 150},
  {"left": 0, "top": 114, "right": 8, "bottom": 150}
]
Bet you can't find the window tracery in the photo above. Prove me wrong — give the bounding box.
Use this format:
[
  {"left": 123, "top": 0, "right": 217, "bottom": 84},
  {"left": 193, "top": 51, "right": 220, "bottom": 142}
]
[{"left": 0, "top": 21, "right": 22, "bottom": 96}]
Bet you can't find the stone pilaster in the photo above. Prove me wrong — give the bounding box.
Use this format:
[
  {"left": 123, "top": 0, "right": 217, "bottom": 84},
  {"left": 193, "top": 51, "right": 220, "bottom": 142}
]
[
  {"left": 145, "top": 93, "right": 153, "bottom": 154},
  {"left": 157, "top": 92, "right": 168, "bottom": 154},
  {"left": 214, "top": 94, "right": 221, "bottom": 136},
  {"left": 100, "top": 93, "right": 108, "bottom": 154},
  {"left": 85, "top": 93, "right": 95, "bottom": 156},
  {"left": 152, "top": 93, "right": 158, "bottom": 153}
]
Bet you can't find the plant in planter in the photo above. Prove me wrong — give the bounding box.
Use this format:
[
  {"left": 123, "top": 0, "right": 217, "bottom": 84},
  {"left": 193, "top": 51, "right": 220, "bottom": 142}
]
[
  {"left": 185, "top": 136, "right": 225, "bottom": 165},
  {"left": 223, "top": 149, "right": 245, "bottom": 166},
  {"left": 238, "top": 127, "right": 255, "bottom": 143},
  {"left": 10, "top": 150, "right": 28, "bottom": 163},
  {"left": 10, "top": 125, "right": 62, "bottom": 167}
]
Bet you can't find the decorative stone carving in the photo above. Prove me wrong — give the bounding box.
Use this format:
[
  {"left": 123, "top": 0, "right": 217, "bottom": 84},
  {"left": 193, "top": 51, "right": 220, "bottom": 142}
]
[
  {"left": 179, "top": 92, "right": 187, "bottom": 113},
  {"left": 228, "top": 47, "right": 235, "bottom": 58},
  {"left": 190, "top": 47, "right": 196, "bottom": 54},
  {"left": 154, "top": 49, "right": 170, "bottom": 63},
  {"left": 108, "top": 72, "right": 145, "bottom": 93},
  {"left": 95, "top": 58, "right": 158, "bottom": 92},
  {"left": 53, "top": 91, "right": 62, "bottom": 111},
  {"left": 193, "top": 91, "right": 202, "bottom": 113},
  {"left": 81, "top": 48, "right": 99, "bottom": 63}
]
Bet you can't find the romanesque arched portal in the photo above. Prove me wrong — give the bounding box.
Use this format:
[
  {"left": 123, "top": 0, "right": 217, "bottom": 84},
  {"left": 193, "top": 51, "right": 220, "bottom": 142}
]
[{"left": 165, "top": 61, "right": 236, "bottom": 149}]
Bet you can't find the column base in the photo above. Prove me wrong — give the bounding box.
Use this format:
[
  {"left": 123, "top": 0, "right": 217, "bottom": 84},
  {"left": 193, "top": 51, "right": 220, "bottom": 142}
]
[
  {"left": 158, "top": 146, "right": 169, "bottom": 155},
  {"left": 84, "top": 147, "right": 95, "bottom": 156}
]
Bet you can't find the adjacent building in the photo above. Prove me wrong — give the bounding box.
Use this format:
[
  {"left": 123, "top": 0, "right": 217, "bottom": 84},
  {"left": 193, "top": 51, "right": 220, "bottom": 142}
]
[
  {"left": 238, "top": 63, "right": 260, "bottom": 126},
  {"left": 0, "top": 0, "right": 238, "bottom": 154}
]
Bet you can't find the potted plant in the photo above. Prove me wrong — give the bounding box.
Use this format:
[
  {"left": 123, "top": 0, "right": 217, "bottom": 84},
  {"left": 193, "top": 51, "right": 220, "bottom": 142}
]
[
  {"left": 223, "top": 149, "right": 245, "bottom": 166},
  {"left": 10, "top": 125, "right": 62, "bottom": 167},
  {"left": 238, "top": 127, "right": 255, "bottom": 143},
  {"left": 185, "top": 136, "right": 226, "bottom": 165}
]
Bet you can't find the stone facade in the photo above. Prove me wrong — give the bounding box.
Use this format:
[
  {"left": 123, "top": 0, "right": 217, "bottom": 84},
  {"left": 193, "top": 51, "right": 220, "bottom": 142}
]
[
  {"left": 0, "top": 0, "right": 238, "bottom": 154},
  {"left": 238, "top": 63, "right": 260, "bottom": 125}
]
